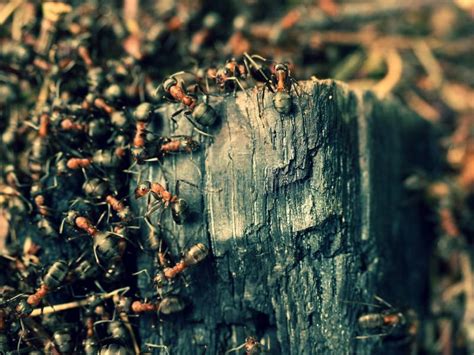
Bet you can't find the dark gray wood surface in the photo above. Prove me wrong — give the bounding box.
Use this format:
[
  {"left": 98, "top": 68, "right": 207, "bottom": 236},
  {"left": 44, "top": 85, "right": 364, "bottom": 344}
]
[{"left": 131, "top": 80, "right": 433, "bottom": 354}]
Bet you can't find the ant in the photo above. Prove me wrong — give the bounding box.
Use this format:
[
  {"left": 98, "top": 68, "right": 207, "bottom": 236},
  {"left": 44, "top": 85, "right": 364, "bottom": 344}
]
[
  {"left": 158, "top": 135, "right": 200, "bottom": 157},
  {"left": 52, "top": 329, "right": 74, "bottom": 354},
  {"left": 206, "top": 54, "right": 274, "bottom": 96},
  {"left": 82, "top": 312, "right": 99, "bottom": 355},
  {"left": 28, "top": 112, "right": 50, "bottom": 181},
  {"left": 131, "top": 102, "right": 158, "bottom": 164},
  {"left": 15, "top": 260, "right": 68, "bottom": 315},
  {"left": 59, "top": 117, "right": 88, "bottom": 133},
  {"left": 114, "top": 295, "right": 185, "bottom": 315},
  {"left": 64, "top": 211, "right": 126, "bottom": 270},
  {"left": 206, "top": 58, "right": 249, "bottom": 95},
  {"left": 82, "top": 94, "right": 129, "bottom": 132},
  {"left": 243, "top": 53, "right": 300, "bottom": 115},
  {"left": 163, "top": 243, "right": 209, "bottom": 280},
  {"left": 66, "top": 147, "right": 127, "bottom": 171},
  {"left": 355, "top": 296, "right": 418, "bottom": 343},
  {"left": 105, "top": 195, "right": 133, "bottom": 223},
  {"left": 134, "top": 180, "right": 188, "bottom": 224},
  {"left": 226, "top": 336, "right": 264, "bottom": 354},
  {"left": 131, "top": 104, "right": 199, "bottom": 163},
  {"left": 142, "top": 216, "right": 172, "bottom": 268},
  {"left": 157, "top": 73, "right": 217, "bottom": 135},
  {"left": 271, "top": 63, "right": 296, "bottom": 114}
]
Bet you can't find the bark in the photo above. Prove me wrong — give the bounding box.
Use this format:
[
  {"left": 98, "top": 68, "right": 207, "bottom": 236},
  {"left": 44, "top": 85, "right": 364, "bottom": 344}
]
[{"left": 133, "top": 79, "right": 434, "bottom": 354}]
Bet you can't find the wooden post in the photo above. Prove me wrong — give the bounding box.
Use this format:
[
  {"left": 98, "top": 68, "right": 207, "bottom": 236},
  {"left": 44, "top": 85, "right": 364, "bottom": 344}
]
[{"left": 133, "top": 80, "right": 433, "bottom": 354}]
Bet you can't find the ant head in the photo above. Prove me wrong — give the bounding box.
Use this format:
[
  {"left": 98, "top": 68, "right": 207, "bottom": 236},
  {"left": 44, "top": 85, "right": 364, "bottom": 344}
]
[
  {"left": 163, "top": 77, "right": 178, "bottom": 92},
  {"left": 154, "top": 271, "right": 166, "bottom": 287},
  {"left": 134, "top": 181, "right": 151, "bottom": 199},
  {"left": 274, "top": 63, "right": 288, "bottom": 73},
  {"left": 65, "top": 210, "right": 80, "bottom": 225}
]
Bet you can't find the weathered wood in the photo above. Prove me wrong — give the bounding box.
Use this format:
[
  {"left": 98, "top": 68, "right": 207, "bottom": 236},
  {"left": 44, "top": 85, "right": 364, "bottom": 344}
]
[{"left": 132, "top": 80, "right": 433, "bottom": 354}]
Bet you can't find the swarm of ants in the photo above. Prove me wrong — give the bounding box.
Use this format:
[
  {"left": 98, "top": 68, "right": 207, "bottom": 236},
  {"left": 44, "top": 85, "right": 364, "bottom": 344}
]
[
  {"left": 0, "top": 0, "right": 307, "bottom": 353},
  {"left": 1, "top": 0, "right": 473, "bottom": 353}
]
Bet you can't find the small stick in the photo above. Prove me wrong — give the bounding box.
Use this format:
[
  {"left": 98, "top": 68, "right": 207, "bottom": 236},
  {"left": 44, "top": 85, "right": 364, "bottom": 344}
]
[
  {"left": 29, "top": 287, "right": 129, "bottom": 317},
  {"left": 373, "top": 49, "right": 403, "bottom": 99},
  {"left": 0, "top": 0, "right": 23, "bottom": 25}
]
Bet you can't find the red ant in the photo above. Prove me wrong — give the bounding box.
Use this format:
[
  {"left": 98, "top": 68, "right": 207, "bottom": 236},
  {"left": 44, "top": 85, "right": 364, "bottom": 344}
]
[
  {"left": 131, "top": 102, "right": 157, "bottom": 164},
  {"left": 66, "top": 148, "right": 126, "bottom": 170},
  {"left": 206, "top": 58, "right": 249, "bottom": 94},
  {"left": 64, "top": 211, "right": 126, "bottom": 269},
  {"left": 128, "top": 297, "right": 185, "bottom": 315},
  {"left": 272, "top": 63, "right": 295, "bottom": 114},
  {"left": 134, "top": 180, "right": 188, "bottom": 224},
  {"left": 206, "top": 54, "right": 274, "bottom": 96},
  {"left": 105, "top": 195, "right": 133, "bottom": 223},
  {"left": 226, "top": 336, "right": 264, "bottom": 354},
  {"left": 28, "top": 112, "right": 50, "bottom": 181},
  {"left": 162, "top": 243, "right": 209, "bottom": 280},
  {"left": 157, "top": 73, "right": 217, "bottom": 136},
  {"left": 243, "top": 53, "right": 300, "bottom": 114},
  {"left": 354, "top": 296, "right": 418, "bottom": 342},
  {"left": 14, "top": 260, "right": 68, "bottom": 316}
]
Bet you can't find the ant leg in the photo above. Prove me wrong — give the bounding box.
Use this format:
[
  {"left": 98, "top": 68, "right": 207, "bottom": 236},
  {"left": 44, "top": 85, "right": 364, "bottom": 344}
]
[
  {"left": 226, "top": 77, "right": 250, "bottom": 97},
  {"left": 145, "top": 343, "right": 170, "bottom": 355},
  {"left": 96, "top": 210, "right": 107, "bottom": 227},
  {"left": 169, "top": 71, "right": 187, "bottom": 79},
  {"left": 143, "top": 157, "right": 161, "bottom": 163},
  {"left": 225, "top": 342, "right": 247, "bottom": 354},
  {"left": 59, "top": 216, "right": 67, "bottom": 235},
  {"left": 354, "top": 332, "right": 389, "bottom": 340},
  {"left": 145, "top": 200, "right": 164, "bottom": 218},
  {"left": 290, "top": 77, "right": 302, "bottom": 97},
  {"left": 184, "top": 114, "right": 214, "bottom": 138},
  {"left": 374, "top": 295, "right": 394, "bottom": 309},
  {"left": 153, "top": 83, "right": 163, "bottom": 97},
  {"left": 257, "top": 84, "right": 266, "bottom": 122},
  {"left": 171, "top": 108, "right": 185, "bottom": 126},
  {"left": 250, "top": 54, "right": 270, "bottom": 62},
  {"left": 123, "top": 161, "right": 139, "bottom": 175},
  {"left": 175, "top": 179, "right": 222, "bottom": 195},
  {"left": 205, "top": 75, "right": 210, "bottom": 93},
  {"left": 243, "top": 52, "right": 275, "bottom": 92},
  {"left": 93, "top": 246, "right": 103, "bottom": 269},
  {"left": 132, "top": 268, "right": 152, "bottom": 282}
]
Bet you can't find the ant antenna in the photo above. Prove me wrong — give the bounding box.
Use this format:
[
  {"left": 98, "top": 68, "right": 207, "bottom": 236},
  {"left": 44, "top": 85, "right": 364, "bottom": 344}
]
[
  {"left": 225, "top": 342, "right": 247, "bottom": 354},
  {"left": 374, "top": 295, "right": 394, "bottom": 309}
]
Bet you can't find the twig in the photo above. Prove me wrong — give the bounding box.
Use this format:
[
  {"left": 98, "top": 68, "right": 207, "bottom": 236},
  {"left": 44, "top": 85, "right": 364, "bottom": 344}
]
[
  {"left": 29, "top": 287, "right": 129, "bottom": 317},
  {"left": 460, "top": 252, "right": 474, "bottom": 352},
  {"left": 404, "top": 90, "right": 441, "bottom": 122},
  {"left": 441, "top": 281, "right": 465, "bottom": 303},
  {"left": 0, "top": 0, "right": 23, "bottom": 25},
  {"left": 373, "top": 49, "right": 403, "bottom": 99},
  {"left": 412, "top": 41, "right": 444, "bottom": 90}
]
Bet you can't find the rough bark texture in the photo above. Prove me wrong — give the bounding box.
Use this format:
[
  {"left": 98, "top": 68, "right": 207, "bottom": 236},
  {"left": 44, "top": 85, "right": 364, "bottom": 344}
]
[{"left": 132, "top": 80, "right": 434, "bottom": 354}]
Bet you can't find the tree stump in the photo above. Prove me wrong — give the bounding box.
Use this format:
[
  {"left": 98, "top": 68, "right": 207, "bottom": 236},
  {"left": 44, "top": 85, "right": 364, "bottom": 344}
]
[{"left": 133, "top": 79, "right": 434, "bottom": 354}]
